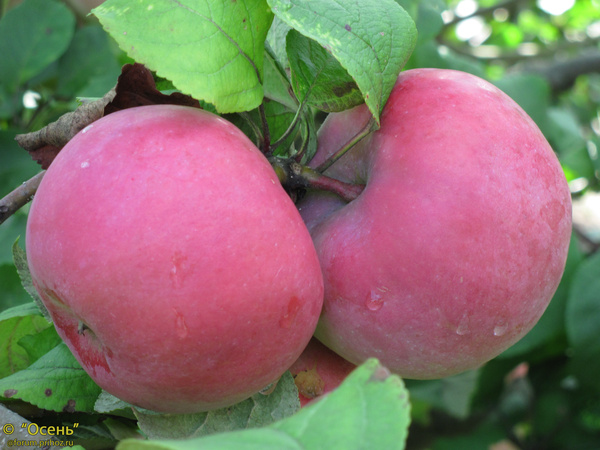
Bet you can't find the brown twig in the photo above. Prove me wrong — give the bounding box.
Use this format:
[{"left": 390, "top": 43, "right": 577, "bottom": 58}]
[
  {"left": 270, "top": 157, "right": 364, "bottom": 202},
  {"left": 0, "top": 171, "right": 45, "bottom": 225}
]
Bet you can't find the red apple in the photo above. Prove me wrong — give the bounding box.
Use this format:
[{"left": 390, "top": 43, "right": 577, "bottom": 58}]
[
  {"left": 26, "top": 105, "right": 324, "bottom": 413},
  {"left": 289, "top": 338, "right": 355, "bottom": 406},
  {"left": 298, "top": 69, "right": 572, "bottom": 379}
]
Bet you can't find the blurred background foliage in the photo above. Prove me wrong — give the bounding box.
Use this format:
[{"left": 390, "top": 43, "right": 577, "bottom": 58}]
[{"left": 1, "top": 0, "right": 600, "bottom": 449}]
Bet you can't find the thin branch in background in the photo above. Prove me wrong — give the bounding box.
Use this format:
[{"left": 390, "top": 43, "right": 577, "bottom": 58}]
[
  {"left": 0, "top": 171, "right": 45, "bottom": 225},
  {"left": 441, "top": 0, "right": 529, "bottom": 29}
]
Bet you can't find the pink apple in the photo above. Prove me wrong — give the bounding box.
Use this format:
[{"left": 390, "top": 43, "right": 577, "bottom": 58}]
[
  {"left": 26, "top": 105, "right": 324, "bottom": 413},
  {"left": 289, "top": 338, "right": 355, "bottom": 406},
  {"left": 298, "top": 68, "right": 572, "bottom": 379}
]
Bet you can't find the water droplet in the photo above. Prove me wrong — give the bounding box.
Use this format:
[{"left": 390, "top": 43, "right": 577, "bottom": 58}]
[
  {"left": 366, "top": 289, "right": 384, "bottom": 311},
  {"left": 81, "top": 160, "right": 90, "bottom": 169},
  {"left": 456, "top": 313, "right": 470, "bottom": 335},
  {"left": 175, "top": 311, "right": 188, "bottom": 339},
  {"left": 493, "top": 321, "right": 508, "bottom": 337},
  {"left": 279, "top": 296, "right": 301, "bottom": 328}
]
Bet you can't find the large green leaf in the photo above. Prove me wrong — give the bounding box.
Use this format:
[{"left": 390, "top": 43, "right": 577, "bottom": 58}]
[
  {"left": 268, "top": 0, "right": 417, "bottom": 124},
  {"left": 0, "top": 343, "right": 101, "bottom": 413},
  {"left": 134, "top": 371, "right": 300, "bottom": 440},
  {"left": 12, "top": 240, "right": 51, "bottom": 321},
  {"left": 117, "top": 359, "right": 411, "bottom": 449},
  {"left": 93, "top": 0, "right": 274, "bottom": 113},
  {"left": 0, "top": 314, "right": 50, "bottom": 378},
  {"left": 0, "top": 0, "right": 75, "bottom": 94},
  {"left": 57, "top": 25, "right": 122, "bottom": 98},
  {"left": 565, "top": 251, "right": 600, "bottom": 388},
  {"left": 287, "top": 30, "right": 363, "bottom": 112}
]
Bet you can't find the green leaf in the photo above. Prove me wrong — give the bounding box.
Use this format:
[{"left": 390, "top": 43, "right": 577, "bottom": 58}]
[
  {"left": 0, "top": 129, "right": 40, "bottom": 264},
  {"left": 415, "top": 0, "right": 445, "bottom": 43},
  {"left": 0, "top": 303, "right": 43, "bottom": 322},
  {"left": 93, "top": 0, "right": 274, "bottom": 113},
  {"left": 0, "top": 342, "right": 101, "bottom": 413},
  {"left": 287, "top": 30, "right": 363, "bottom": 112},
  {"left": 406, "top": 370, "right": 479, "bottom": 420},
  {"left": 135, "top": 371, "right": 300, "bottom": 440},
  {"left": 18, "top": 325, "right": 62, "bottom": 364},
  {"left": 270, "top": 359, "right": 411, "bottom": 449},
  {"left": 95, "top": 389, "right": 132, "bottom": 413},
  {"left": 56, "top": 25, "right": 122, "bottom": 98},
  {"left": 268, "top": 0, "right": 417, "bottom": 123},
  {"left": 0, "top": 315, "right": 50, "bottom": 378},
  {"left": 0, "top": 0, "right": 75, "bottom": 93},
  {"left": 12, "top": 239, "right": 52, "bottom": 322},
  {"left": 565, "top": 251, "right": 600, "bottom": 388},
  {"left": 263, "top": 46, "right": 297, "bottom": 110},
  {"left": 266, "top": 16, "right": 292, "bottom": 72},
  {"left": 117, "top": 359, "right": 411, "bottom": 449},
  {"left": 0, "top": 264, "right": 33, "bottom": 312},
  {"left": 118, "top": 428, "right": 302, "bottom": 450},
  {"left": 226, "top": 100, "right": 297, "bottom": 154},
  {"left": 431, "top": 421, "right": 506, "bottom": 450}
]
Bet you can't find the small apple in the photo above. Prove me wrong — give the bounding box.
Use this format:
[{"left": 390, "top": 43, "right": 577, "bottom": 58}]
[
  {"left": 289, "top": 338, "right": 355, "bottom": 406},
  {"left": 26, "top": 105, "right": 324, "bottom": 413},
  {"left": 298, "top": 69, "right": 572, "bottom": 379}
]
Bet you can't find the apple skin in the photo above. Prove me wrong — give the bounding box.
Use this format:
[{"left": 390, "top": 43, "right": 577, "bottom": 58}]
[
  {"left": 26, "top": 105, "right": 324, "bottom": 413},
  {"left": 289, "top": 338, "right": 355, "bottom": 406},
  {"left": 297, "top": 68, "right": 572, "bottom": 379}
]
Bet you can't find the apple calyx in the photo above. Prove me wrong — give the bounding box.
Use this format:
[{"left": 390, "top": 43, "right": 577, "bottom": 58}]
[{"left": 269, "top": 156, "right": 364, "bottom": 202}]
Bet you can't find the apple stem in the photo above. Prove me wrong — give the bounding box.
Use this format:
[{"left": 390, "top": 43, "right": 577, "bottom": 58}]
[
  {"left": 270, "top": 157, "right": 364, "bottom": 202},
  {"left": 301, "top": 165, "right": 365, "bottom": 201},
  {"left": 316, "top": 116, "right": 378, "bottom": 173}
]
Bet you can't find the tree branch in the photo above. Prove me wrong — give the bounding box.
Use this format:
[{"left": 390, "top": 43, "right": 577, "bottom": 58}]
[
  {"left": 0, "top": 171, "right": 45, "bottom": 225},
  {"left": 526, "top": 51, "right": 600, "bottom": 91}
]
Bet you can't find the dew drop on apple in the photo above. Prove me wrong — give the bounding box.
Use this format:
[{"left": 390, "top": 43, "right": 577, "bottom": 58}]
[
  {"left": 493, "top": 321, "right": 508, "bottom": 337},
  {"left": 175, "top": 311, "right": 188, "bottom": 339},
  {"left": 366, "top": 289, "right": 384, "bottom": 311},
  {"left": 455, "top": 313, "right": 470, "bottom": 335}
]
